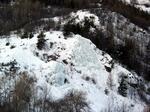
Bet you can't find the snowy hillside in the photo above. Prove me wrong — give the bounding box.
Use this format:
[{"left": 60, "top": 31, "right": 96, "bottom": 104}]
[
  {"left": 123, "top": 0, "right": 150, "bottom": 13},
  {"left": 0, "top": 1, "right": 150, "bottom": 111},
  {"left": 0, "top": 30, "right": 147, "bottom": 112}
]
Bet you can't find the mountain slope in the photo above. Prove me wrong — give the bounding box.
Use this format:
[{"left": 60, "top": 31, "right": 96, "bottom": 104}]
[
  {"left": 0, "top": 30, "right": 148, "bottom": 112},
  {"left": 0, "top": 1, "right": 150, "bottom": 112}
]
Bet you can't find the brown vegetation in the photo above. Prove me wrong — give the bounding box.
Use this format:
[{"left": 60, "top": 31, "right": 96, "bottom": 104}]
[
  {"left": 0, "top": 71, "right": 90, "bottom": 112},
  {"left": 0, "top": 72, "right": 35, "bottom": 112},
  {"left": 36, "top": 91, "right": 90, "bottom": 112}
]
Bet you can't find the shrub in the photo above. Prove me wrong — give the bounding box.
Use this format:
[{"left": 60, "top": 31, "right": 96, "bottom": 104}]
[
  {"left": 0, "top": 72, "right": 34, "bottom": 112},
  {"left": 103, "top": 101, "right": 129, "bottom": 112},
  {"left": 64, "top": 15, "right": 98, "bottom": 38},
  {"left": 10, "top": 45, "right": 16, "bottom": 49},
  {"left": 21, "top": 32, "right": 29, "bottom": 39},
  {"left": 144, "top": 106, "right": 150, "bottom": 112},
  {"left": 36, "top": 91, "right": 90, "bottom": 112},
  {"left": 29, "top": 32, "right": 34, "bottom": 39},
  {"left": 37, "top": 32, "right": 46, "bottom": 50},
  {"left": 63, "top": 18, "right": 82, "bottom": 36},
  {"left": 11, "top": 72, "right": 34, "bottom": 112},
  {"left": 21, "top": 32, "right": 34, "bottom": 39}
]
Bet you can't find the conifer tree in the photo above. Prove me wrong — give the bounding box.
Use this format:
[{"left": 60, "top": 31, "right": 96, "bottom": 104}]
[
  {"left": 118, "top": 78, "right": 128, "bottom": 97},
  {"left": 37, "top": 32, "right": 46, "bottom": 50}
]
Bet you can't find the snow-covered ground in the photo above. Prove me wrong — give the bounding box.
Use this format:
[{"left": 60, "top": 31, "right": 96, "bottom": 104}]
[
  {"left": 0, "top": 11, "right": 149, "bottom": 112},
  {"left": 0, "top": 31, "right": 146, "bottom": 112}
]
